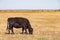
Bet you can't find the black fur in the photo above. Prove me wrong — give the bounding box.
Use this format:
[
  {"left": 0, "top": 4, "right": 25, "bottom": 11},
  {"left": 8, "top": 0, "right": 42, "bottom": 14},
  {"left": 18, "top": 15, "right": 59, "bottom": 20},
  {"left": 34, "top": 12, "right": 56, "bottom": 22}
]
[{"left": 6, "top": 17, "right": 33, "bottom": 34}]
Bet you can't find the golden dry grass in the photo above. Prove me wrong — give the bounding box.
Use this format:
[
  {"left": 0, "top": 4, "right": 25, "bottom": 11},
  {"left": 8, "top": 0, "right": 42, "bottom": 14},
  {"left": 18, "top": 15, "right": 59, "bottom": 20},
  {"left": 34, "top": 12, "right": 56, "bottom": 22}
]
[{"left": 0, "top": 11, "right": 60, "bottom": 40}]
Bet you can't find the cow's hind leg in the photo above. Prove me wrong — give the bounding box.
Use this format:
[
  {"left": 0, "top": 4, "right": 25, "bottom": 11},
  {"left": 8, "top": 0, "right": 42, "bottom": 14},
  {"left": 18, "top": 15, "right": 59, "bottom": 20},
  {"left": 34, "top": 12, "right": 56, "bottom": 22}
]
[
  {"left": 6, "top": 29, "right": 10, "bottom": 34},
  {"left": 11, "top": 28, "right": 14, "bottom": 34},
  {"left": 6, "top": 25, "right": 10, "bottom": 34},
  {"left": 5, "top": 28, "right": 10, "bottom": 34}
]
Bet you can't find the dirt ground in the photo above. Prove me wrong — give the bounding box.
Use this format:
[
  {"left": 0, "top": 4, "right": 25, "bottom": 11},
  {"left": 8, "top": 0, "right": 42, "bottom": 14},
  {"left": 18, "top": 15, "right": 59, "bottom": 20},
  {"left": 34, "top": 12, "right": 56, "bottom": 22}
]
[{"left": 0, "top": 11, "right": 60, "bottom": 40}]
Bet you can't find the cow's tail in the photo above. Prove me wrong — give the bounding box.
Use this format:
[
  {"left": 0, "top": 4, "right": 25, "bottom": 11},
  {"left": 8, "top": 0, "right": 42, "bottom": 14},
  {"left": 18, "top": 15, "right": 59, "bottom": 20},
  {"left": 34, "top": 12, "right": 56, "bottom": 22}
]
[
  {"left": 7, "top": 22, "right": 9, "bottom": 29},
  {"left": 6, "top": 20, "right": 10, "bottom": 31},
  {"left": 5, "top": 20, "right": 9, "bottom": 33}
]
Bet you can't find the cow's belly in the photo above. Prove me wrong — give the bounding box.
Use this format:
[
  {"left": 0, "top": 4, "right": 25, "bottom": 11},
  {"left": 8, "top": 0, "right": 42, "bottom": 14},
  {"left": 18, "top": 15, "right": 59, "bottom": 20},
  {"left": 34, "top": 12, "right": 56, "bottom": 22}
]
[
  {"left": 14, "top": 26, "right": 21, "bottom": 28},
  {"left": 13, "top": 23, "right": 22, "bottom": 28}
]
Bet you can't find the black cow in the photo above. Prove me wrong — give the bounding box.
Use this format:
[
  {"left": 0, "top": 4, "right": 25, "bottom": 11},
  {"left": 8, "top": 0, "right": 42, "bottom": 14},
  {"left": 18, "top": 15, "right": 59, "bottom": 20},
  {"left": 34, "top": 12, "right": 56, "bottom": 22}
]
[{"left": 6, "top": 17, "right": 33, "bottom": 34}]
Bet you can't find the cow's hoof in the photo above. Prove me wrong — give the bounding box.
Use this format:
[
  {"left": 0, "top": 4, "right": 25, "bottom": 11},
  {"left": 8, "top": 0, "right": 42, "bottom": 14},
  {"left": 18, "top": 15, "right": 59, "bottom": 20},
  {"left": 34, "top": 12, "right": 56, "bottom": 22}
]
[
  {"left": 20, "top": 33, "right": 24, "bottom": 34},
  {"left": 25, "top": 32, "right": 28, "bottom": 34},
  {"left": 5, "top": 33, "right": 10, "bottom": 34},
  {"left": 29, "top": 33, "right": 33, "bottom": 35},
  {"left": 10, "top": 33, "right": 14, "bottom": 34}
]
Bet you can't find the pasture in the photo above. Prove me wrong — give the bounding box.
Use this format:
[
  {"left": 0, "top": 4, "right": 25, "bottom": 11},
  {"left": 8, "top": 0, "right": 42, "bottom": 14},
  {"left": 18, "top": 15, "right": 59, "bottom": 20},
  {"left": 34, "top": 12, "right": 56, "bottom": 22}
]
[{"left": 0, "top": 11, "right": 60, "bottom": 40}]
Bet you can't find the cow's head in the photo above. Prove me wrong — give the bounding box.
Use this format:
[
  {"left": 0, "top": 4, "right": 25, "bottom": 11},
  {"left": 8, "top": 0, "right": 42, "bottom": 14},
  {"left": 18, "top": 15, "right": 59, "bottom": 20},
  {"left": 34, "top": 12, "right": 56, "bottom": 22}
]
[{"left": 28, "top": 28, "right": 33, "bottom": 34}]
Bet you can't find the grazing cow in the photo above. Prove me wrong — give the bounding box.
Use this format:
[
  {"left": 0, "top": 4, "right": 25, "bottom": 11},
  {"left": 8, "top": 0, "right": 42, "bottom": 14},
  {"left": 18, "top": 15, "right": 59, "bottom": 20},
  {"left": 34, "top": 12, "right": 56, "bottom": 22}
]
[{"left": 6, "top": 17, "right": 33, "bottom": 34}]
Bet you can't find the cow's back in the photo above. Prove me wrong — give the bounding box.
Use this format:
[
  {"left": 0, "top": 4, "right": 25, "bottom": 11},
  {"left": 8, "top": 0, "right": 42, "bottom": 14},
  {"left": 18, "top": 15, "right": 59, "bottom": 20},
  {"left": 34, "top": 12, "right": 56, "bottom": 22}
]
[{"left": 8, "top": 17, "right": 30, "bottom": 26}]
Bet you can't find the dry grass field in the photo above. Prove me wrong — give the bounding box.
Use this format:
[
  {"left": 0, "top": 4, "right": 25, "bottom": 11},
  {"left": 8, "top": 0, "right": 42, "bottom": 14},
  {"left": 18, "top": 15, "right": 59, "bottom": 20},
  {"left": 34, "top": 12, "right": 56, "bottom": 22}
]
[{"left": 0, "top": 11, "right": 60, "bottom": 40}]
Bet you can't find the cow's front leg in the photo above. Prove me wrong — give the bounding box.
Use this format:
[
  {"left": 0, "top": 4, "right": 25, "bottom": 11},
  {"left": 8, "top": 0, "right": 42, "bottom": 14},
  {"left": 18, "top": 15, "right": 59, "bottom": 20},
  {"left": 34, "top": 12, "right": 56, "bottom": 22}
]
[
  {"left": 21, "top": 28, "right": 24, "bottom": 34},
  {"left": 25, "top": 29, "right": 28, "bottom": 34},
  {"left": 24, "top": 26, "right": 28, "bottom": 34}
]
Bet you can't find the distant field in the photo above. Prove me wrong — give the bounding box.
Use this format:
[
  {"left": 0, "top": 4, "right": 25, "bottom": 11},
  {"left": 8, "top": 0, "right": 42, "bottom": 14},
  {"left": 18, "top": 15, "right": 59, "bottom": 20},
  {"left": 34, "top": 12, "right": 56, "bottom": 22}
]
[{"left": 0, "top": 11, "right": 60, "bottom": 40}]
